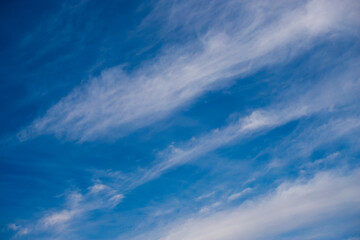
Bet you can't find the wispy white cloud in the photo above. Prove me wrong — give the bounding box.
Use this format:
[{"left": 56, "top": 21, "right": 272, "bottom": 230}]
[
  {"left": 19, "top": 0, "right": 359, "bottom": 142},
  {"left": 8, "top": 2, "right": 360, "bottom": 239},
  {"left": 88, "top": 183, "right": 109, "bottom": 194},
  {"left": 7, "top": 223, "right": 20, "bottom": 231},
  {"left": 130, "top": 168, "right": 360, "bottom": 240},
  {"left": 198, "top": 201, "right": 222, "bottom": 215},
  {"left": 118, "top": 113, "right": 360, "bottom": 240},
  {"left": 16, "top": 62, "right": 358, "bottom": 239},
  {"left": 128, "top": 68, "right": 360, "bottom": 187},
  {"left": 228, "top": 187, "right": 252, "bottom": 201},
  {"left": 12, "top": 75, "right": 360, "bottom": 239},
  {"left": 260, "top": 116, "right": 360, "bottom": 175},
  {"left": 11, "top": 182, "right": 123, "bottom": 237},
  {"left": 42, "top": 210, "right": 77, "bottom": 227},
  {"left": 196, "top": 191, "right": 216, "bottom": 201}
]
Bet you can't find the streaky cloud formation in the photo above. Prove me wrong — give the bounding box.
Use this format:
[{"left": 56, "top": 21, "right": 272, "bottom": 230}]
[
  {"left": 129, "top": 67, "right": 360, "bottom": 187},
  {"left": 10, "top": 67, "right": 360, "bottom": 238},
  {"left": 19, "top": 0, "right": 359, "bottom": 142},
  {"left": 11, "top": 183, "right": 123, "bottom": 237},
  {"left": 130, "top": 168, "right": 360, "bottom": 240},
  {"left": 2, "top": 0, "right": 360, "bottom": 239}
]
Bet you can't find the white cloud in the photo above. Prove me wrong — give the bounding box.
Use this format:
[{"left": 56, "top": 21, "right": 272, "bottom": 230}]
[
  {"left": 7, "top": 223, "right": 20, "bottom": 231},
  {"left": 228, "top": 187, "right": 252, "bottom": 201},
  {"left": 89, "top": 183, "right": 109, "bottom": 194},
  {"left": 129, "top": 69, "right": 360, "bottom": 188},
  {"left": 19, "top": 0, "right": 359, "bottom": 142},
  {"left": 12, "top": 182, "right": 124, "bottom": 237},
  {"left": 196, "top": 191, "right": 215, "bottom": 201},
  {"left": 132, "top": 168, "right": 360, "bottom": 240},
  {"left": 12, "top": 74, "right": 360, "bottom": 238},
  {"left": 152, "top": 208, "right": 175, "bottom": 217},
  {"left": 17, "top": 227, "right": 29, "bottom": 236},
  {"left": 198, "top": 201, "right": 223, "bottom": 215},
  {"left": 109, "top": 194, "right": 125, "bottom": 207},
  {"left": 8, "top": 1, "right": 360, "bottom": 238},
  {"left": 264, "top": 117, "right": 360, "bottom": 171},
  {"left": 42, "top": 210, "right": 76, "bottom": 227}
]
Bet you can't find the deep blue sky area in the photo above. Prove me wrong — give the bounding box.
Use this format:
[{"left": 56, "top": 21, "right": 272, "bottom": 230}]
[{"left": 1, "top": 0, "right": 360, "bottom": 239}]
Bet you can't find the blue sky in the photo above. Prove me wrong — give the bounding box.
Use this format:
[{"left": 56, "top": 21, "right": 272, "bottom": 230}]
[{"left": 1, "top": 0, "right": 360, "bottom": 239}]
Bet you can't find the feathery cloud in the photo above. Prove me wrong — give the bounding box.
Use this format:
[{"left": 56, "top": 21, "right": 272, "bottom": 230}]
[
  {"left": 20, "top": 0, "right": 359, "bottom": 142},
  {"left": 131, "top": 168, "right": 360, "bottom": 240},
  {"left": 129, "top": 68, "right": 360, "bottom": 187},
  {"left": 11, "top": 182, "right": 123, "bottom": 237}
]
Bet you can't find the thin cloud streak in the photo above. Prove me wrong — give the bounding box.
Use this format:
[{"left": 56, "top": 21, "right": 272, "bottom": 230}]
[
  {"left": 11, "top": 72, "right": 360, "bottom": 239},
  {"left": 18, "top": 64, "right": 358, "bottom": 238},
  {"left": 3, "top": 1, "right": 360, "bottom": 240},
  {"left": 10, "top": 183, "right": 123, "bottom": 237},
  {"left": 119, "top": 110, "right": 360, "bottom": 240},
  {"left": 130, "top": 168, "right": 360, "bottom": 240},
  {"left": 20, "top": 0, "right": 359, "bottom": 142},
  {"left": 129, "top": 69, "right": 360, "bottom": 188}
]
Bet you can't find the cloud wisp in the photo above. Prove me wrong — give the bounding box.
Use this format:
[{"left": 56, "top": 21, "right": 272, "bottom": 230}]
[
  {"left": 3, "top": 0, "right": 360, "bottom": 240},
  {"left": 9, "top": 183, "right": 123, "bottom": 237},
  {"left": 11, "top": 62, "right": 360, "bottom": 239},
  {"left": 19, "top": 0, "right": 360, "bottom": 142},
  {"left": 130, "top": 168, "right": 360, "bottom": 240},
  {"left": 128, "top": 68, "right": 360, "bottom": 188},
  {"left": 116, "top": 101, "right": 360, "bottom": 240}
]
